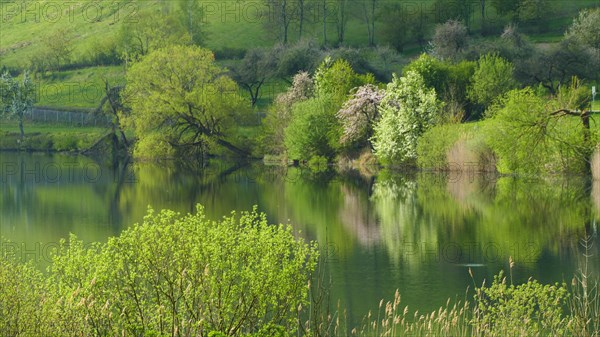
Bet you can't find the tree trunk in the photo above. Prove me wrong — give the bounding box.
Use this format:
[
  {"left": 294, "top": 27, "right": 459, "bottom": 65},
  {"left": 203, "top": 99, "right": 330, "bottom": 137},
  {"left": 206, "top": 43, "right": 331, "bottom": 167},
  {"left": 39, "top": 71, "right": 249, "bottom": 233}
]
[
  {"left": 298, "top": 0, "right": 304, "bottom": 39},
  {"left": 337, "top": 0, "right": 347, "bottom": 44},
  {"left": 216, "top": 138, "right": 250, "bottom": 157},
  {"left": 481, "top": 0, "right": 486, "bottom": 34},
  {"left": 282, "top": 0, "right": 289, "bottom": 44},
  {"left": 322, "top": 0, "right": 327, "bottom": 46},
  {"left": 370, "top": 0, "right": 376, "bottom": 46},
  {"left": 18, "top": 117, "right": 24, "bottom": 139},
  {"left": 582, "top": 110, "right": 592, "bottom": 174}
]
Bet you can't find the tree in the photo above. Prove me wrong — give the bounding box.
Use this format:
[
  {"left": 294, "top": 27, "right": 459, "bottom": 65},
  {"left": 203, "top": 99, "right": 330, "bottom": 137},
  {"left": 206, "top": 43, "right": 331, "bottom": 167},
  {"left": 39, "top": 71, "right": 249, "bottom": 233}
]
[
  {"left": 322, "top": 0, "right": 329, "bottom": 45},
  {"left": 276, "top": 40, "right": 322, "bottom": 79},
  {"left": 231, "top": 48, "right": 280, "bottom": 107},
  {"left": 296, "top": 0, "right": 308, "bottom": 39},
  {"left": 380, "top": 3, "right": 413, "bottom": 52},
  {"left": 176, "top": 0, "right": 207, "bottom": 46},
  {"left": 372, "top": 46, "right": 404, "bottom": 82},
  {"left": 431, "top": 20, "right": 469, "bottom": 61},
  {"left": 403, "top": 54, "right": 476, "bottom": 120},
  {"left": 43, "top": 28, "right": 73, "bottom": 71},
  {"left": 94, "top": 79, "right": 129, "bottom": 148},
  {"left": 491, "top": 0, "right": 520, "bottom": 20},
  {"left": 118, "top": 6, "right": 189, "bottom": 61},
  {"left": 515, "top": 37, "right": 599, "bottom": 94},
  {"left": 284, "top": 96, "right": 339, "bottom": 161},
  {"left": 265, "top": 0, "right": 294, "bottom": 44},
  {"left": 362, "top": 0, "right": 379, "bottom": 46},
  {"left": 124, "top": 45, "right": 248, "bottom": 158},
  {"left": 336, "top": 84, "right": 385, "bottom": 148},
  {"left": 283, "top": 58, "right": 374, "bottom": 161},
  {"left": 0, "top": 71, "right": 35, "bottom": 138},
  {"left": 567, "top": 8, "right": 600, "bottom": 51},
  {"left": 468, "top": 53, "right": 517, "bottom": 108},
  {"left": 486, "top": 83, "right": 594, "bottom": 175},
  {"left": 335, "top": 0, "right": 350, "bottom": 44},
  {"left": 371, "top": 71, "right": 443, "bottom": 165},
  {"left": 517, "top": 0, "right": 554, "bottom": 30},
  {"left": 434, "top": 0, "right": 474, "bottom": 30}
]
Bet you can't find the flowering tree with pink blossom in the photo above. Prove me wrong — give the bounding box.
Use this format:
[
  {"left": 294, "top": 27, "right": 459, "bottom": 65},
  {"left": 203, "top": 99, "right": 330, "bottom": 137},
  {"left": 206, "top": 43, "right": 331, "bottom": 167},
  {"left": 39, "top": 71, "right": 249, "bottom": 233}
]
[{"left": 336, "top": 84, "right": 385, "bottom": 148}]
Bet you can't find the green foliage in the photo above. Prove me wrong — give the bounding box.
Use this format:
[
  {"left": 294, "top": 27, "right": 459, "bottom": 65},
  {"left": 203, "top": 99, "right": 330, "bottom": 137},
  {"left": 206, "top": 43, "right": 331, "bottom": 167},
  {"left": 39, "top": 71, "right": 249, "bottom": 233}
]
[
  {"left": 314, "top": 57, "right": 375, "bottom": 106},
  {"left": 47, "top": 205, "right": 318, "bottom": 336},
  {"left": 416, "top": 123, "right": 463, "bottom": 169},
  {"left": 474, "top": 270, "right": 569, "bottom": 336},
  {"left": 403, "top": 54, "right": 450, "bottom": 94},
  {"left": 485, "top": 86, "right": 594, "bottom": 174},
  {"left": 276, "top": 40, "right": 322, "bottom": 78},
  {"left": 0, "top": 247, "right": 53, "bottom": 336},
  {"left": 0, "top": 71, "right": 35, "bottom": 137},
  {"left": 124, "top": 45, "right": 248, "bottom": 158},
  {"left": 259, "top": 72, "right": 314, "bottom": 155},
  {"left": 567, "top": 8, "right": 600, "bottom": 50},
  {"left": 281, "top": 58, "right": 374, "bottom": 162},
  {"left": 118, "top": 6, "right": 191, "bottom": 60},
  {"left": 431, "top": 20, "right": 469, "bottom": 61},
  {"left": 307, "top": 155, "right": 329, "bottom": 172},
  {"left": 371, "top": 71, "right": 443, "bottom": 165},
  {"left": 403, "top": 54, "right": 476, "bottom": 120},
  {"left": 231, "top": 47, "right": 279, "bottom": 106},
  {"left": 176, "top": 0, "right": 207, "bottom": 46},
  {"left": 52, "top": 133, "right": 79, "bottom": 151},
  {"left": 469, "top": 53, "right": 517, "bottom": 108},
  {"left": 284, "top": 96, "right": 339, "bottom": 161}
]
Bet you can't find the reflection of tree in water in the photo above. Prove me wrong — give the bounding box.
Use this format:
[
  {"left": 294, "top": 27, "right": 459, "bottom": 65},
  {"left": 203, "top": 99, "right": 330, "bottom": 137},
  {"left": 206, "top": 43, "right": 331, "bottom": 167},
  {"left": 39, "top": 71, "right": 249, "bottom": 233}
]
[
  {"left": 337, "top": 174, "right": 380, "bottom": 247},
  {"left": 369, "top": 171, "right": 598, "bottom": 271},
  {"left": 370, "top": 172, "right": 438, "bottom": 266}
]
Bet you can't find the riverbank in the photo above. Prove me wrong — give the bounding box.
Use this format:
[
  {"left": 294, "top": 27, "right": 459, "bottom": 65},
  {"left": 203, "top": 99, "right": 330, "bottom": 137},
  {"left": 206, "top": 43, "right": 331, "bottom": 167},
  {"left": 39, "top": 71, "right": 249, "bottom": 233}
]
[{"left": 0, "top": 122, "right": 108, "bottom": 152}]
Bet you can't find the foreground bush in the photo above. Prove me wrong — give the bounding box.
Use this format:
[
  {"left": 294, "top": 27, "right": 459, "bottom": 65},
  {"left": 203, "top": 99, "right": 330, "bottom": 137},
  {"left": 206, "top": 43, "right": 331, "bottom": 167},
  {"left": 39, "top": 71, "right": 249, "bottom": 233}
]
[{"left": 1, "top": 205, "right": 318, "bottom": 337}]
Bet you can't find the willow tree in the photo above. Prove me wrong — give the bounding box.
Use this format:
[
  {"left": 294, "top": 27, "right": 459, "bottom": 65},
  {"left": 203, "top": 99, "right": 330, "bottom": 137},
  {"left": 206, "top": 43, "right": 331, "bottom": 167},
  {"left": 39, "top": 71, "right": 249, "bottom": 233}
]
[
  {"left": 486, "top": 79, "right": 594, "bottom": 175},
  {"left": 124, "top": 45, "right": 248, "bottom": 158}
]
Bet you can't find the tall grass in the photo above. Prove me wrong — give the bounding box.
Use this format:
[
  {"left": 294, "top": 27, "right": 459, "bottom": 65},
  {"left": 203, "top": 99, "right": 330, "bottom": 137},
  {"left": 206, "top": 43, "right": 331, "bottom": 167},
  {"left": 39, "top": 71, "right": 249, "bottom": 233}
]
[{"left": 307, "top": 237, "right": 600, "bottom": 337}]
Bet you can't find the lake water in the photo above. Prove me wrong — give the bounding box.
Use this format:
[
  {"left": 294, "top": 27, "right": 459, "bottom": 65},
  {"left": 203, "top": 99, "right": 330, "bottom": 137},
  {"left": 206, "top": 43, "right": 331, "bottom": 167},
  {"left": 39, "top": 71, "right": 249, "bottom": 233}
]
[{"left": 1, "top": 152, "right": 599, "bottom": 326}]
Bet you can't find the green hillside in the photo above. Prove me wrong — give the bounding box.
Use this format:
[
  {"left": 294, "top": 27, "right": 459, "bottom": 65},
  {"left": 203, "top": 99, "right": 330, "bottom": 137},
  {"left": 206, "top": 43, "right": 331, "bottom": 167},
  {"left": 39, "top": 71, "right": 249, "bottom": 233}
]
[{"left": 1, "top": 0, "right": 598, "bottom": 110}]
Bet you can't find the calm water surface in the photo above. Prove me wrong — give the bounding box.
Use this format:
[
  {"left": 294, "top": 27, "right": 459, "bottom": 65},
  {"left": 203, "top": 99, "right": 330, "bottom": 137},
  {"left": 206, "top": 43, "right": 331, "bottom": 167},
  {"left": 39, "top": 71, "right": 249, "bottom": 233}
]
[{"left": 1, "top": 152, "right": 599, "bottom": 325}]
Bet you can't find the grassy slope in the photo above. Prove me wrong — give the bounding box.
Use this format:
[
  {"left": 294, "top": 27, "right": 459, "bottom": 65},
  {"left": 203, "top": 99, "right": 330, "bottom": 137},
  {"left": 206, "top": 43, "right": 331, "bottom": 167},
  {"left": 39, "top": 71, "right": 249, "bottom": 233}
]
[{"left": 0, "top": 0, "right": 598, "bottom": 110}]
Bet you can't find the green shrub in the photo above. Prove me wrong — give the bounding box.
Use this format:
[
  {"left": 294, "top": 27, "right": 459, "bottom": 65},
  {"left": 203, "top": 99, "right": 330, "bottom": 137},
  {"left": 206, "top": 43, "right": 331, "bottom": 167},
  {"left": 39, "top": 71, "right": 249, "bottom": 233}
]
[
  {"left": 474, "top": 271, "right": 569, "bottom": 336},
  {"left": 52, "top": 133, "right": 79, "bottom": 151},
  {"left": 307, "top": 155, "right": 329, "bottom": 172},
  {"left": 49, "top": 205, "right": 318, "bottom": 336},
  {"left": 284, "top": 96, "right": 339, "bottom": 161},
  {"left": 417, "top": 123, "right": 462, "bottom": 169},
  {"left": 314, "top": 58, "right": 375, "bottom": 106},
  {"left": 468, "top": 53, "right": 517, "bottom": 108}
]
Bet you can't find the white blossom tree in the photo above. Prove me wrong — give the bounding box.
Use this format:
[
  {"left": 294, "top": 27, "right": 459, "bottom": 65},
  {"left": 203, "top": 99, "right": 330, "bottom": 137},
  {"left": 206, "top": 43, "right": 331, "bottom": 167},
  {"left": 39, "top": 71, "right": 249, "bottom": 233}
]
[
  {"left": 371, "top": 71, "right": 443, "bottom": 164},
  {"left": 0, "top": 71, "right": 35, "bottom": 138}
]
